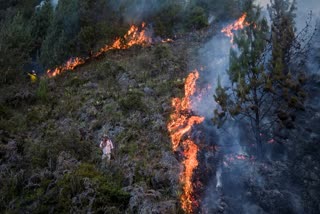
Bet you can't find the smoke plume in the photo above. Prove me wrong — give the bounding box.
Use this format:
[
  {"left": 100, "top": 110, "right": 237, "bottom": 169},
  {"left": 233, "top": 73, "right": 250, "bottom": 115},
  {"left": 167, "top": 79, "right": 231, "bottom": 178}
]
[
  {"left": 108, "top": 0, "right": 186, "bottom": 24},
  {"left": 189, "top": 0, "right": 320, "bottom": 212}
]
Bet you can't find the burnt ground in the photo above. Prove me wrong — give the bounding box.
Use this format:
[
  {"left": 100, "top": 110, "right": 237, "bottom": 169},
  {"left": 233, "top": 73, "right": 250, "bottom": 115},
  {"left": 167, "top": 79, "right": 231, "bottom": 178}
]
[{"left": 200, "top": 76, "right": 320, "bottom": 214}]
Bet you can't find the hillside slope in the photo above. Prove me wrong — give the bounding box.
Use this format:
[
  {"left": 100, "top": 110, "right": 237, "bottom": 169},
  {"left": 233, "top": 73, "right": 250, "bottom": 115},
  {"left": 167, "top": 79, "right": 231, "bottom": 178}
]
[{"left": 0, "top": 36, "right": 204, "bottom": 213}]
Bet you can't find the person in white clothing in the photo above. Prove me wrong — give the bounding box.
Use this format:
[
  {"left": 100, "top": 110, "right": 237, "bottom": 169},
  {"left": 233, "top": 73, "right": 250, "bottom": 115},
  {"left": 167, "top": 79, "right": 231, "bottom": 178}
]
[{"left": 100, "top": 135, "right": 114, "bottom": 161}]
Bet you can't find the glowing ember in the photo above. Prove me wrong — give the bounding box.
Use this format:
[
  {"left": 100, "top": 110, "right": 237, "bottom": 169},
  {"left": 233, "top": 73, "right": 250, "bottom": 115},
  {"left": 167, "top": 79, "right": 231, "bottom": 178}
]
[
  {"left": 162, "top": 38, "right": 174, "bottom": 43},
  {"left": 223, "top": 154, "right": 256, "bottom": 167},
  {"left": 268, "top": 139, "right": 275, "bottom": 144},
  {"left": 47, "top": 23, "right": 152, "bottom": 77},
  {"left": 221, "top": 13, "right": 250, "bottom": 43},
  {"left": 167, "top": 70, "right": 204, "bottom": 213},
  {"left": 235, "top": 154, "right": 247, "bottom": 160}
]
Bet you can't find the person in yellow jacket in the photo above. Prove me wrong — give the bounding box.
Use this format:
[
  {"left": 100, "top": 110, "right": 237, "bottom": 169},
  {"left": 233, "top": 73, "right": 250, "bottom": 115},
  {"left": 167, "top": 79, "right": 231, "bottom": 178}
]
[{"left": 28, "top": 70, "right": 37, "bottom": 83}]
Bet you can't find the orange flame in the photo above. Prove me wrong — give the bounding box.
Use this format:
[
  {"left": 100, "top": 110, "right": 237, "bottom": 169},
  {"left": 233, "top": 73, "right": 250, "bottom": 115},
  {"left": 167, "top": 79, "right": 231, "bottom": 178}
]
[
  {"left": 47, "top": 57, "right": 86, "bottom": 78},
  {"left": 167, "top": 70, "right": 204, "bottom": 213},
  {"left": 181, "top": 139, "right": 199, "bottom": 212},
  {"left": 221, "top": 13, "right": 250, "bottom": 43},
  {"left": 47, "top": 23, "right": 152, "bottom": 77},
  {"left": 162, "top": 38, "right": 174, "bottom": 43},
  {"left": 93, "top": 22, "right": 152, "bottom": 58}
]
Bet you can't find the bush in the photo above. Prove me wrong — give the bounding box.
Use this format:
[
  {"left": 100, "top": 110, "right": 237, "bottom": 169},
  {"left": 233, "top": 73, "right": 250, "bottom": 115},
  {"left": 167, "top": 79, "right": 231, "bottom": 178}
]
[
  {"left": 57, "top": 163, "right": 130, "bottom": 212},
  {"left": 36, "top": 78, "right": 48, "bottom": 102},
  {"left": 0, "top": 104, "right": 12, "bottom": 120},
  {"left": 119, "top": 91, "right": 145, "bottom": 113},
  {"left": 152, "top": 4, "right": 184, "bottom": 37},
  {"left": 154, "top": 44, "right": 172, "bottom": 60},
  {"left": 96, "top": 62, "right": 122, "bottom": 81},
  {"left": 186, "top": 6, "right": 208, "bottom": 29}
]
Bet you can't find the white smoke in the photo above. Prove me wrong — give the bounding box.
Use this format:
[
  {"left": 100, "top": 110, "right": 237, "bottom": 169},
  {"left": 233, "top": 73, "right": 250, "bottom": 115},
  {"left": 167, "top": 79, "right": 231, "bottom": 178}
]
[
  {"left": 35, "top": 1, "right": 46, "bottom": 10},
  {"left": 256, "top": 0, "right": 269, "bottom": 8},
  {"left": 216, "top": 167, "right": 222, "bottom": 188},
  {"left": 108, "top": 0, "right": 169, "bottom": 24},
  {"left": 51, "top": 0, "right": 59, "bottom": 7},
  {"left": 191, "top": 35, "right": 231, "bottom": 119},
  {"left": 256, "top": 0, "right": 320, "bottom": 31},
  {"left": 35, "top": 0, "right": 59, "bottom": 10}
]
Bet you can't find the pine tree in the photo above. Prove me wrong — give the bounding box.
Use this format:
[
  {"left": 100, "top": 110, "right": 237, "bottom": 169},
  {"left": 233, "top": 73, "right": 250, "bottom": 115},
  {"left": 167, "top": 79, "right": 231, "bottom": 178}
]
[
  {"left": 30, "top": 1, "right": 53, "bottom": 51},
  {"left": 216, "top": 1, "right": 270, "bottom": 157},
  {"left": 268, "top": 0, "right": 307, "bottom": 131},
  {"left": 40, "top": 0, "right": 80, "bottom": 68},
  {"left": 268, "top": 0, "right": 296, "bottom": 73},
  {"left": 0, "top": 13, "right": 32, "bottom": 84},
  {"left": 213, "top": 0, "right": 309, "bottom": 159}
]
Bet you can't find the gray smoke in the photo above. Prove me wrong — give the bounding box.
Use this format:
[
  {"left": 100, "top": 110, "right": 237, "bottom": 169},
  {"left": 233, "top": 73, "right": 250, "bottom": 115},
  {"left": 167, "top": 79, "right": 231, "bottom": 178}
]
[
  {"left": 50, "top": 0, "right": 58, "bottom": 7},
  {"left": 192, "top": 0, "right": 319, "bottom": 213},
  {"left": 191, "top": 35, "right": 231, "bottom": 119},
  {"left": 257, "top": 0, "right": 320, "bottom": 31},
  {"left": 295, "top": 0, "right": 320, "bottom": 31},
  {"left": 191, "top": 23, "right": 247, "bottom": 212},
  {"left": 36, "top": 0, "right": 59, "bottom": 10},
  {"left": 108, "top": 0, "right": 187, "bottom": 24},
  {"left": 308, "top": 21, "right": 320, "bottom": 73}
]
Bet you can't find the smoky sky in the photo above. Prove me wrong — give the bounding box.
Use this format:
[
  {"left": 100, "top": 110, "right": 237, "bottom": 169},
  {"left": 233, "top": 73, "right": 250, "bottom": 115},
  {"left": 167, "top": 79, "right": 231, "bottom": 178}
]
[
  {"left": 108, "top": 0, "right": 186, "bottom": 24},
  {"left": 257, "top": 0, "right": 320, "bottom": 30}
]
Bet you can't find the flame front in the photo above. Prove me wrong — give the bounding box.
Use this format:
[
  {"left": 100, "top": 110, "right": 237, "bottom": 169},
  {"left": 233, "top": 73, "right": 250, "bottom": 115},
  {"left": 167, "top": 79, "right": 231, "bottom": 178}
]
[
  {"left": 221, "top": 13, "right": 250, "bottom": 43},
  {"left": 47, "top": 57, "right": 86, "bottom": 77},
  {"left": 47, "top": 23, "right": 152, "bottom": 77},
  {"left": 93, "top": 22, "right": 152, "bottom": 58},
  {"left": 167, "top": 70, "right": 204, "bottom": 213},
  {"left": 181, "top": 139, "right": 199, "bottom": 212}
]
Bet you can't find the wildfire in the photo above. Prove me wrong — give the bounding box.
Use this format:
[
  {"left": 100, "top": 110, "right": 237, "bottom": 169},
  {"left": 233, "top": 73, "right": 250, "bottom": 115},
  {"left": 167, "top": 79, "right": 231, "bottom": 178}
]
[
  {"left": 181, "top": 139, "right": 199, "bottom": 212},
  {"left": 47, "top": 57, "right": 86, "bottom": 78},
  {"left": 162, "top": 38, "right": 174, "bottom": 43},
  {"left": 167, "top": 70, "right": 204, "bottom": 213},
  {"left": 221, "top": 13, "right": 250, "bottom": 43},
  {"left": 47, "top": 23, "right": 152, "bottom": 77},
  {"left": 93, "top": 22, "right": 152, "bottom": 58}
]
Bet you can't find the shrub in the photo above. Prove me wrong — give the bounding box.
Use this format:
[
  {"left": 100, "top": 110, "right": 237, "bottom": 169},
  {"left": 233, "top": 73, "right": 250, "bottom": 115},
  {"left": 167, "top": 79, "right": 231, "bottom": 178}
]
[
  {"left": 186, "top": 6, "right": 208, "bottom": 29},
  {"left": 154, "top": 44, "right": 172, "bottom": 61},
  {"left": 153, "top": 4, "right": 184, "bottom": 37},
  {"left": 57, "top": 163, "right": 130, "bottom": 212},
  {"left": 119, "top": 91, "right": 145, "bottom": 113},
  {"left": 0, "top": 104, "right": 12, "bottom": 120},
  {"left": 36, "top": 78, "right": 48, "bottom": 102}
]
